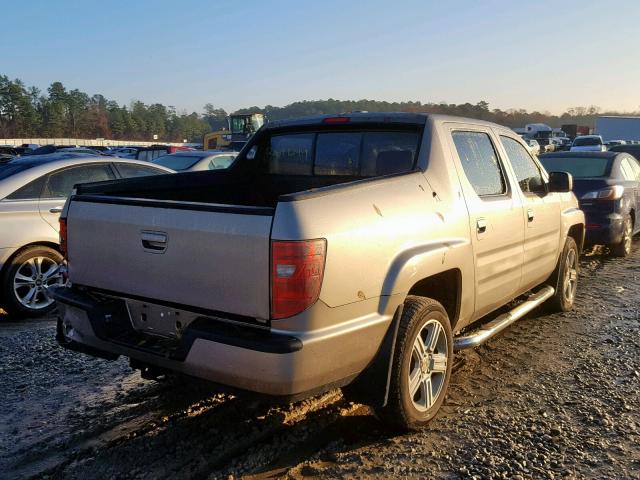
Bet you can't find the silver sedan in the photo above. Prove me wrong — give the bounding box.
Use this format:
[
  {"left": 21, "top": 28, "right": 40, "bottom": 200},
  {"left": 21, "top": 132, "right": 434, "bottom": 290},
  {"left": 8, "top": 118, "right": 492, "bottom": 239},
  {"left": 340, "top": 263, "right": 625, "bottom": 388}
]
[{"left": 0, "top": 153, "right": 173, "bottom": 318}]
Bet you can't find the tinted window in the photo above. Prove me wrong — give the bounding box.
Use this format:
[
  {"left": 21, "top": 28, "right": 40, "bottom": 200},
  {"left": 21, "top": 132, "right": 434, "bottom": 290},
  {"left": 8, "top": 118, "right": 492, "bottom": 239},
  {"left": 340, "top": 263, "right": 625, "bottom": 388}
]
[
  {"left": 500, "top": 136, "right": 545, "bottom": 194},
  {"left": 539, "top": 156, "right": 612, "bottom": 178},
  {"left": 361, "top": 131, "right": 418, "bottom": 176},
  {"left": 315, "top": 132, "right": 361, "bottom": 175},
  {"left": 115, "top": 163, "right": 167, "bottom": 178},
  {"left": 43, "top": 164, "right": 115, "bottom": 198},
  {"left": 573, "top": 137, "right": 602, "bottom": 146},
  {"left": 267, "top": 134, "right": 314, "bottom": 175},
  {"left": 6, "top": 176, "right": 46, "bottom": 200},
  {"left": 264, "top": 130, "right": 418, "bottom": 177},
  {"left": 452, "top": 131, "right": 506, "bottom": 196},
  {"left": 152, "top": 154, "right": 201, "bottom": 171}
]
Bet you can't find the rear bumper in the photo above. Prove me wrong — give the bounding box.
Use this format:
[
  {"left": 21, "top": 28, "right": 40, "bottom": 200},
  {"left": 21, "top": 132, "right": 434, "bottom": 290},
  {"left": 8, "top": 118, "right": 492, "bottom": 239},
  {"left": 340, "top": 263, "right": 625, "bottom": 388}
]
[
  {"left": 584, "top": 212, "right": 624, "bottom": 246},
  {"left": 53, "top": 286, "right": 392, "bottom": 397}
]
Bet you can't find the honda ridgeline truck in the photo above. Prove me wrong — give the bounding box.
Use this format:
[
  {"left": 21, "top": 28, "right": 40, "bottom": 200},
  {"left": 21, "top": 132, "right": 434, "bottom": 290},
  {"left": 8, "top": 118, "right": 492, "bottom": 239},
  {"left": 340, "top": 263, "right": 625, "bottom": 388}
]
[{"left": 54, "top": 113, "right": 585, "bottom": 430}]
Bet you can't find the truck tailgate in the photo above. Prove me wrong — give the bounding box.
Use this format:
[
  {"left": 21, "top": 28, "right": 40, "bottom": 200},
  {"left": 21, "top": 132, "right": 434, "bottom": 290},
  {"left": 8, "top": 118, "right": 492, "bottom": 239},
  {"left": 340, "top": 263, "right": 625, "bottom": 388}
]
[{"left": 66, "top": 197, "right": 273, "bottom": 320}]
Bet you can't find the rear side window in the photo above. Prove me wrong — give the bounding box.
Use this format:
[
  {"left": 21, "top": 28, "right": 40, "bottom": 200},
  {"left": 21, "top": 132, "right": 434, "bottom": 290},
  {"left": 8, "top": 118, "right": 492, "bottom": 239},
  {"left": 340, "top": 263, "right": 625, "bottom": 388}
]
[
  {"left": 43, "top": 164, "right": 115, "bottom": 198},
  {"left": 6, "top": 176, "right": 46, "bottom": 200},
  {"left": 265, "top": 130, "right": 418, "bottom": 177},
  {"left": 500, "top": 136, "right": 545, "bottom": 194},
  {"left": 452, "top": 131, "right": 506, "bottom": 196}
]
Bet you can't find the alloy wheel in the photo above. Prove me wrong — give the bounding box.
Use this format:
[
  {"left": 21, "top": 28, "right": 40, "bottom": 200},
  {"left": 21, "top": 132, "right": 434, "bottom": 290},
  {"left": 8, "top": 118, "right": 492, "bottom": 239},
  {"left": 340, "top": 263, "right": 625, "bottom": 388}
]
[
  {"left": 13, "top": 256, "right": 64, "bottom": 310},
  {"left": 408, "top": 319, "right": 449, "bottom": 412}
]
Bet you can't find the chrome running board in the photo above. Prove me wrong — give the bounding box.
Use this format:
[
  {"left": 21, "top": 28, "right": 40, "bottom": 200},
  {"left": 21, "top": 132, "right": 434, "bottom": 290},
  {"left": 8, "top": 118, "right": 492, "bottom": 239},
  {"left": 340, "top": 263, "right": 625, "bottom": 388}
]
[{"left": 454, "top": 286, "right": 555, "bottom": 351}]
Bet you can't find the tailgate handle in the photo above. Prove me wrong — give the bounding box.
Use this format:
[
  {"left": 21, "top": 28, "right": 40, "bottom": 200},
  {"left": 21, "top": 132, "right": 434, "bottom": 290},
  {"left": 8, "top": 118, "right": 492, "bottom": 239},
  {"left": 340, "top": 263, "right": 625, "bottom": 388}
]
[{"left": 141, "top": 231, "right": 167, "bottom": 252}]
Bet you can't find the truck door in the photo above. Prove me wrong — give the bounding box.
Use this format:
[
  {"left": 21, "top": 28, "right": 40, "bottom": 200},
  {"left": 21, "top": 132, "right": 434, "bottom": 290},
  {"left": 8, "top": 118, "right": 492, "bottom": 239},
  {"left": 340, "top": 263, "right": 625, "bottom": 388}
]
[
  {"left": 448, "top": 127, "right": 525, "bottom": 320},
  {"left": 498, "top": 135, "right": 561, "bottom": 291}
]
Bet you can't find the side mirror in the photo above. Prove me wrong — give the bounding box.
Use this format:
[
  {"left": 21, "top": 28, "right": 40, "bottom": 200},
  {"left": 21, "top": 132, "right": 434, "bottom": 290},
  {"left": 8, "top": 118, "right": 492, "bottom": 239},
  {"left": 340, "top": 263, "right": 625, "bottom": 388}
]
[{"left": 548, "top": 171, "right": 573, "bottom": 193}]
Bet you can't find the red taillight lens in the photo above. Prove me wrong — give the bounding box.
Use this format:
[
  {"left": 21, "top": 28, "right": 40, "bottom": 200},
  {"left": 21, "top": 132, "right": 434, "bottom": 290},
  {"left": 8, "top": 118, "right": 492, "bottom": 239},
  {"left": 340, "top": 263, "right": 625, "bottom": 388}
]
[
  {"left": 322, "top": 116, "right": 350, "bottom": 124},
  {"left": 59, "top": 217, "right": 68, "bottom": 257},
  {"left": 271, "top": 239, "right": 326, "bottom": 319}
]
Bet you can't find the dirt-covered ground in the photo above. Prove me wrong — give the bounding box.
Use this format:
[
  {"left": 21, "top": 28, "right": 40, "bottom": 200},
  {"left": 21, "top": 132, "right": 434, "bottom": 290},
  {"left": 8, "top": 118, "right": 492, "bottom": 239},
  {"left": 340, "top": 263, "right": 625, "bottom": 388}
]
[{"left": 1, "top": 246, "right": 639, "bottom": 480}]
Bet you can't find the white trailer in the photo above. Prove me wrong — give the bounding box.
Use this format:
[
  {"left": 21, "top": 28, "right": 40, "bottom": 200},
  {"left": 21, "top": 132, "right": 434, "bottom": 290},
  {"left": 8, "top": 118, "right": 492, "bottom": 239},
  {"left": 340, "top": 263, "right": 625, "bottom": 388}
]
[{"left": 595, "top": 116, "right": 640, "bottom": 142}]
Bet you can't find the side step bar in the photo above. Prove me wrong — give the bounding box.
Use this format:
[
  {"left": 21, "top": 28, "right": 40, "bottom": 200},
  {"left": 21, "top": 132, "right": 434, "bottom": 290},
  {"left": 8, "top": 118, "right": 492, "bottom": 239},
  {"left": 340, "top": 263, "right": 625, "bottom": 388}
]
[{"left": 454, "top": 286, "right": 555, "bottom": 351}]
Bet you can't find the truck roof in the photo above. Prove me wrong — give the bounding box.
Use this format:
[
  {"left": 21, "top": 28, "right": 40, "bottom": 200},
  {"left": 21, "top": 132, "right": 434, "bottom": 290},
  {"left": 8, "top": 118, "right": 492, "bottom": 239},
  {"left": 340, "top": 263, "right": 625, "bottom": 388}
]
[{"left": 264, "top": 112, "right": 510, "bottom": 131}]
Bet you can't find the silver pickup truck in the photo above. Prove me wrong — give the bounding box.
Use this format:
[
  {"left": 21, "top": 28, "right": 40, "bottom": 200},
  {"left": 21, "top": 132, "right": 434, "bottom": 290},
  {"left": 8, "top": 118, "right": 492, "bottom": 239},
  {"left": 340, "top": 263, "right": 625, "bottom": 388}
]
[{"left": 54, "top": 113, "right": 585, "bottom": 430}]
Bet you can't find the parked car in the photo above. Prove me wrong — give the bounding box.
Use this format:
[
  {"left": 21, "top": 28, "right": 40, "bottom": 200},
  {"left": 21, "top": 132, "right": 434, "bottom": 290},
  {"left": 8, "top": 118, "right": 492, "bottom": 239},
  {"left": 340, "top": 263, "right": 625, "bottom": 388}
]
[
  {"left": 522, "top": 138, "right": 541, "bottom": 155},
  {"left": 0, "top": 153, "right": 174, "bottom": 317},
  {"left": 136, "top": 145, "right": 193, "bottom": 162},
  {"left": 608, "top": 143, "right": 640, "bottom": 159},
  {"left": 151, "top": 151, "right": 237, "bottom": 172},
  {"left": 109, "top": 147, "right": 141, "bottom": 159},
  {"left": 56, "top": 147, "right": 107, "bottom": 156},
  {"left": 54, "top": 113, "right": 584, "bottom": 431},
  {"left": 540, "top": 151, "right": 640, "bottom": 256},
  {"left": 570, "top": 135, "right": 606, "bottom": 152}
]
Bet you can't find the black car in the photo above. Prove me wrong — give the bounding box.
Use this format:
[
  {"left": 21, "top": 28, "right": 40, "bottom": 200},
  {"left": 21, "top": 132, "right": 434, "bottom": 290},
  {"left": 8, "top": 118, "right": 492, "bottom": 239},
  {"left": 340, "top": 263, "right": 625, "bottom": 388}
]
[
  {"left": 609, "top": 143, "right": 640, "bottom": 158},
  {"left": 540, "top": 151, "right": 640, "bottom": 256}
]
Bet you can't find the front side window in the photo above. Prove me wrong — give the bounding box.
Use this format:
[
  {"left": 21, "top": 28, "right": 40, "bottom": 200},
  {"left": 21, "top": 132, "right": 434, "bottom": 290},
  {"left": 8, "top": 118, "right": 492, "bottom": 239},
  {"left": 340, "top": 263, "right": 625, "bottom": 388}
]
[
  {"left": 500, "top": 136, "right": 545, "bottom": 194},
  {"left": 43, "top": 164, "right": 115, "bottom": 198},
  {"left": 452, "top": 131, "right": 506, "bottom": 197}
]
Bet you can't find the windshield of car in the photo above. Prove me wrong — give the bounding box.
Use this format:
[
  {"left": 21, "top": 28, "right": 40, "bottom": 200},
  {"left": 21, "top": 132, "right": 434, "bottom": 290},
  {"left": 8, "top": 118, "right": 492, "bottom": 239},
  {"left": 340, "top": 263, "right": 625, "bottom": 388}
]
[
  {"left": 539, "top": 156, "right": 613, "bottom": 178},
  {"left": 573, "top": 137, "right": 602, "bottom": 146},
  {"left": 151, "top": 154, "right": 203, "bottom": 171}
]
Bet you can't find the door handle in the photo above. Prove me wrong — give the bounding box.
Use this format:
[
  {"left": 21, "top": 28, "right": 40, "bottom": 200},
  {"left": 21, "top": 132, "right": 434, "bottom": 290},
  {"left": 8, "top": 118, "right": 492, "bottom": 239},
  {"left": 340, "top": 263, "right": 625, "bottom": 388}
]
[
  {"left": 141, "top": 231, "right": 167, "bottom": 252},
  {"left": 476, "top": 218, "right": 487, "bottom": 234},
  {"left": 49, "top": 206, "right": 64, "bottom": 214},
  {"left": 527, "top": 209, "right": 535, "bottom": 222}
]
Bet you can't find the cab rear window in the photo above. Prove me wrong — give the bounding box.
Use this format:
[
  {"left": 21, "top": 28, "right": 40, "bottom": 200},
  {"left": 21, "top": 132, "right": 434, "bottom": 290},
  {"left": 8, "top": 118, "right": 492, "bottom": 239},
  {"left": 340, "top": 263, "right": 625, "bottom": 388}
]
[{"left": 264, "top": 129, "right": 420, "bottom": 177}]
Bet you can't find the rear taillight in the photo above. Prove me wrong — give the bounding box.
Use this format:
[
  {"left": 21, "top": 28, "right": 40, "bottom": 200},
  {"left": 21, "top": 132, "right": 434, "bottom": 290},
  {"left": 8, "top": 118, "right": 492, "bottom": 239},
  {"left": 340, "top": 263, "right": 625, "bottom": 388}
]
[
  {"left": 271, "top": 239, "right": 326, "bottom": 319},
  {"left": 59, "top": 217, "right": 68, "bottom": 257}
]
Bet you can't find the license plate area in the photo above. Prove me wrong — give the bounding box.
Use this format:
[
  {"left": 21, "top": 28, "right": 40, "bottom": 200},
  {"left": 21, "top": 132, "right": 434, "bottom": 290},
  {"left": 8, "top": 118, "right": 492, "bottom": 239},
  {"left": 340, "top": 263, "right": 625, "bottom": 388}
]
[{"left": 126, "top": 299, "right": 200, "bottom": 339}]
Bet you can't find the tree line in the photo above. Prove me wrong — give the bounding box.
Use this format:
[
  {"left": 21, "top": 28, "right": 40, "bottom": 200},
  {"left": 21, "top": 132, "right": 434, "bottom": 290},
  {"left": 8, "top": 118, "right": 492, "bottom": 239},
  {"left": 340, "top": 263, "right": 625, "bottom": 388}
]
[{"left": 1, "top": 74, "right": 637, "bottom": 142}]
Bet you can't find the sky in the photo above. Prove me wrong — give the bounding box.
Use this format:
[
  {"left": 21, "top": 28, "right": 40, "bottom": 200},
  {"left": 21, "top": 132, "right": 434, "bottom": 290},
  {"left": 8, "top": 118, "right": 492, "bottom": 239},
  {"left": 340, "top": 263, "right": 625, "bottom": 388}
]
[{"left": 1, "top": 0, "right": 639, "bottom": 115}]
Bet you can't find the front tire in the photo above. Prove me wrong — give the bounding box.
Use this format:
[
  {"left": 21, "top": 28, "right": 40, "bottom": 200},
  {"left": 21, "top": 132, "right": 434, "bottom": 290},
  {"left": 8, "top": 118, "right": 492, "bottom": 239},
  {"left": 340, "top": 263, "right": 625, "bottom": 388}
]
[
  {"left": 611, "top": 214, "right": 633, "bottom": 257},
  {"left": 1, "top": 246, "right": 64, "bottom": 318},
  {"left": 376, "top": 296, "right": 453, "bottom": 431}
]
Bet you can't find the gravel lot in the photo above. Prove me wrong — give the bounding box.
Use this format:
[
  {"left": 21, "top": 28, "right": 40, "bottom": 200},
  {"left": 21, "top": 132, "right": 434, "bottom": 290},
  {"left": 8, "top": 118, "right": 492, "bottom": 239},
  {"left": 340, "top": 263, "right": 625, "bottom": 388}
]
[{"left": 1, "top": 246, "right": 639, "bottom": 480}]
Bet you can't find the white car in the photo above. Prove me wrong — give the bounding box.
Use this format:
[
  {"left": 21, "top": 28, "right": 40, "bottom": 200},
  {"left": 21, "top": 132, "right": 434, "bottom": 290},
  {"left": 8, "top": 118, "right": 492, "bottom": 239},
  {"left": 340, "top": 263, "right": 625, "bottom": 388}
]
[
  {"left": 522, "top": 138, "right": 541, "bottom": 155},
  {"left": 0, "top": 153, "right": 174, "bottom": 317},
  {"left": 151, "top": 151, "right": 238, "bottom": 172},
  {"left": 570, "top": 135, "right": 606, "bottom": 152}
]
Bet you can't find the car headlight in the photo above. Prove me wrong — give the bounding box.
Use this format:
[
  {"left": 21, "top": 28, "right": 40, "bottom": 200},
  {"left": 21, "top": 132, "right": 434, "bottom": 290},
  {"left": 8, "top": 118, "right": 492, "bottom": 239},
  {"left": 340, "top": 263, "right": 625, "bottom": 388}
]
[{"left": 581, "top": 185, "right": 624, "bottom": 200}]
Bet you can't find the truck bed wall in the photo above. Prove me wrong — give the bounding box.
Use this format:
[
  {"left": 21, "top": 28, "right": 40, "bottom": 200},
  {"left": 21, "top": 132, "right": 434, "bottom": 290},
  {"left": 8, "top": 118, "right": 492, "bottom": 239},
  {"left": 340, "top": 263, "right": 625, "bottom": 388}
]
[{"left": 76, "top": 167, "right": 380, "bottom": 209}]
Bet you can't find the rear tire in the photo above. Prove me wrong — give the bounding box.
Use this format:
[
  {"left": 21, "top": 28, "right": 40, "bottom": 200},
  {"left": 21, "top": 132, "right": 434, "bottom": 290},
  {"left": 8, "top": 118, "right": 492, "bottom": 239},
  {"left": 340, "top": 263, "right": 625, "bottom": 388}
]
[
  {"left": 611, "top": 214, "right": 633, "bottom": 257},
  {"left": 1, "top": 246, "right": 64, "bottom": 318},
  {"left": 546, "top": 237, "right": 579, "bottom": 312},
  {"left": 376, "top": 296, "right": 453, "bottom": 431}
]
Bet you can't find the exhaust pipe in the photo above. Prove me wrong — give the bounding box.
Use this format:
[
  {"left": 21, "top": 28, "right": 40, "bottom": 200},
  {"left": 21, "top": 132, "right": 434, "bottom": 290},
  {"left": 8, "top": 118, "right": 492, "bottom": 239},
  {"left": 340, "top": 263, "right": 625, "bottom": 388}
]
[{"left": 454, "top": 286, "right": 555, "bottom": 350}]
